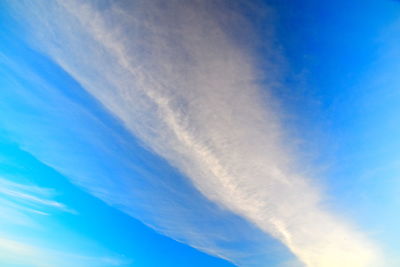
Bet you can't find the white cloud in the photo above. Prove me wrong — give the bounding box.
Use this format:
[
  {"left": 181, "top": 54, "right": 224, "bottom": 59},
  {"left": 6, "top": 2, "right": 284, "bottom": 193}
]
[
  {"left": 5, "top": 0, "right": 382, "bottom": 266},
  {"left": 1, "top": 46, "right": 285, "bottom": 265}
]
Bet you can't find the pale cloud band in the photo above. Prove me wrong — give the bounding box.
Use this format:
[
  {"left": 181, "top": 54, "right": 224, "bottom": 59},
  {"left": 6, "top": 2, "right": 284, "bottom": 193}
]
[
  {"left": 0, "top": 237, "right": 127, "bottom": 267},
  {"left": 0, "top": 177, "right": 69, "bottom": 227},
  {"left": 6, "top": 0, "right": 381, "bottom": 266}
]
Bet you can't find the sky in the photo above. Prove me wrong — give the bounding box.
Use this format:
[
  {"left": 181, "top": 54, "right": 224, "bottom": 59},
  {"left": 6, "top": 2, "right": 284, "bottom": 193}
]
[{"left": 0, "top": 0, "right": 400, "bottom": 266}]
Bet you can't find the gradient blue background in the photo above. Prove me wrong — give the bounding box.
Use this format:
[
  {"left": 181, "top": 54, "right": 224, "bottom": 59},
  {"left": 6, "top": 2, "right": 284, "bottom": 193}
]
[{"left": 1, "top": 0, "right": 400, "bottom": 266}]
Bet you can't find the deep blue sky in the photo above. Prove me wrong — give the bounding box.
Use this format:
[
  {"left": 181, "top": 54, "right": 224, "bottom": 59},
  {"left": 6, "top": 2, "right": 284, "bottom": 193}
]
[{"left": 1, "top": 1, "right": 400, "bottom": 266}]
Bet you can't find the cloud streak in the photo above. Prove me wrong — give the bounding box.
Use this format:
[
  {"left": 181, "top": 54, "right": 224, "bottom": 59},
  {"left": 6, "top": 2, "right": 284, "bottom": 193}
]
[
  {"left": 0, "top": 177, "right": 73, "bottom": 228},
  {"left": 0, "top": 174, "right": 127, "bottom": 266},
  {"left": 0, "top": 34, "right": 289, "bottom": 266},
  {"left": 6, "top": 0, "right": 381, "bottom": 266},
  {"left": 0, "top": 177, "right": 70, "bottom": 211},
  {"left": 0, "top": 236, "right": 127, "bottom": 267}
]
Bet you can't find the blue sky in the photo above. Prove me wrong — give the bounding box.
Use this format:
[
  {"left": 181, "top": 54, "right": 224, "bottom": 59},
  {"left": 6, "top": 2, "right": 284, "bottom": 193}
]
[{"left": 1, "top": 0, "right": 400, "bottom": 266}]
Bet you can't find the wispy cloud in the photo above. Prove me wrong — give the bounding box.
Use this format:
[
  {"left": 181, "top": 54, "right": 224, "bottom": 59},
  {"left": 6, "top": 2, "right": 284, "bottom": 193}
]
[
  {"left": 5, "top": 0, "right": 381, "bottom": 266},
  {"left": 0, "top": 236, "right": 128, "bottom": 267},
  {"left": 0, "top": 176, "right": 128, "bottom": 266},
  {"left": 1, "top": 42, "right": 285, "bottom": 265},
  {"left": 0, "top": 177, "right": 73, "bottom": 228},
  {"left": 0, "top": 177, "right": 71, "bottom": 212}
]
